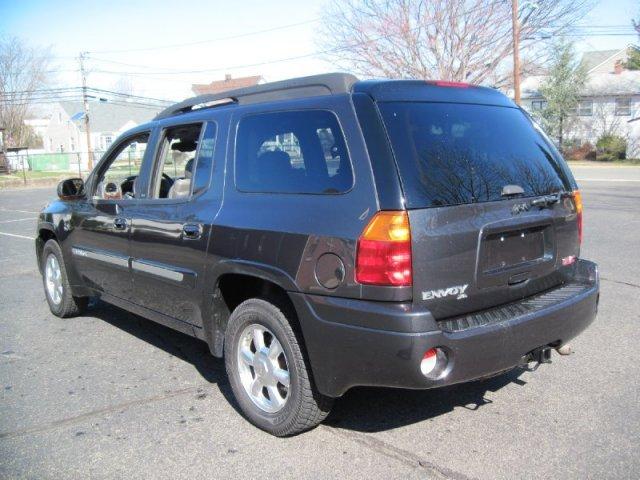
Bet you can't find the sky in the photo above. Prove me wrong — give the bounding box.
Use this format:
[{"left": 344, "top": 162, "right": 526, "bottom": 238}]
[{"left": 1, "top": 0, "right": 638, "bottom": 104}]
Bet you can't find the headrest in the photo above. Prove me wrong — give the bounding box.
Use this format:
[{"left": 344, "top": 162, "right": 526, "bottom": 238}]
[
  {"left": 185, "top": 158, "right": 194, "bottom": 179},
  {"left": 171, "top": 140, "right": 197, "bottom": 152},
  {"left": 258, "top": 150, "right": 292, "bottom": 170}
]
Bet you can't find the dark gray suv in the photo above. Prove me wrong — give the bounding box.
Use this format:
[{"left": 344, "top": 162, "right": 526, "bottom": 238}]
[{"left": 36, "top": 73, "right": 599, "bottom": 436}]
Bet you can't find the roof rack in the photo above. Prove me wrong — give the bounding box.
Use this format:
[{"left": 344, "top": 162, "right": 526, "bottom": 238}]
[{"left": 154, "top": 72, "right": 359, "bottom": 120}]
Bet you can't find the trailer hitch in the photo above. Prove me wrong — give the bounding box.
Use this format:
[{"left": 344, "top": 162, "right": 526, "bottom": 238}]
[{"left": 521, "top": 346, "right": 553, "bottom": 371}]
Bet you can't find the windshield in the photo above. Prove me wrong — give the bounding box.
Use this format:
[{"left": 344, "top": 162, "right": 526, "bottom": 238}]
[{"left": 378, "top": 102, "right": 571, "bottom": 209}]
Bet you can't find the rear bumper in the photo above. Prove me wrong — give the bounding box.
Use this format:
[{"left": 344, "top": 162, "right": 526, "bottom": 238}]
[{"left": 291, "top": 259, "right": 599, "bottom": 398}]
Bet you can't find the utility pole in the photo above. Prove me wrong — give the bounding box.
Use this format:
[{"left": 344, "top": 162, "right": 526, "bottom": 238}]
[
  {"left": 512, "top": 0, "right": 521, "bottom": 105},
  {"left": 78, "top": 52, "right": 94, "bottom": 171}
]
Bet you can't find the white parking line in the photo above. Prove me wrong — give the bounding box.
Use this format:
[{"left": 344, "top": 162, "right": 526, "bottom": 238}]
[
  {"left": 0, "top": 208, "right": 41, "bottom": 214},
  {"left": 575, "top": 178, "right": 640, "bottom": 182},
  {"left": 0, "top": 232, "right": 35, "bottom": 240},
  {"left": 0, "top": 218, "right": 35, "bottom": 224}
]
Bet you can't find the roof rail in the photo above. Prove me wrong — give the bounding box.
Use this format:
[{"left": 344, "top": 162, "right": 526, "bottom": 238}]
[{"left": 153, "top": 72, "right": 359, "bottom": 120}]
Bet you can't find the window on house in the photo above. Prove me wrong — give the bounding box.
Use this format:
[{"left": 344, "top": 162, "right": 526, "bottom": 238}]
[
  {"left": 531, "top": 100, "right": 547, "bottom": 111},
  {"left": 235, "top": 110, "right": 353, "bottom": 194},
  {"left": 102, "top": 135, "right": 114, "bottom": 150},
  {"left": 579, "top": 100, "right": 593, "bottom": 116},
  {"left": 615, "top": 97, "right": 631, "bottom": 116}
]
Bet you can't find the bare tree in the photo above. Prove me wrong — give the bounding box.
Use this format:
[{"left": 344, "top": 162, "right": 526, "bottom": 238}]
[
  {"left": 318, "top": 0, "right": 592, "bottom": 86},
  {"left": 0, "top": 37, "right": 52, "bottom": 147}
]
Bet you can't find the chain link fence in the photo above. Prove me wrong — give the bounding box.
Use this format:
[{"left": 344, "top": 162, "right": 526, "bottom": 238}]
[{"left": 1, "top": 151, "right": 108, "bottom": 185}]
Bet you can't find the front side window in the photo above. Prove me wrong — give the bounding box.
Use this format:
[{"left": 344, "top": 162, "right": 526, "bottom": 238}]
[
  {"left": 93, "top": 134, "right": 149, "bottom": 200},
  {"left": 615, "top": 97, "right": 631, "bottom": 116},
  {"left": 235, "top": 110, "right": 353, "bottom": 194},
  {"left": 150, "top": 124, "right": 203, "bottom": 199}
]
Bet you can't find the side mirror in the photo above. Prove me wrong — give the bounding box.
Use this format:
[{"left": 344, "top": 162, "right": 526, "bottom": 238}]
[{"left": 57, "top": 178, "right": 85, "bottom": 200}]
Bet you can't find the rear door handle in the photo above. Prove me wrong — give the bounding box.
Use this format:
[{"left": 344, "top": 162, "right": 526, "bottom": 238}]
[
  {"left": 113, "top": 217, "right": 128, "bottom": 231},
  {"left": 182, "top": 223, "right": 202, "bottom": 240}
]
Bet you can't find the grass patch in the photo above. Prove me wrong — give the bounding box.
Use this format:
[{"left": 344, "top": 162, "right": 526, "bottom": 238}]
[
  {"left": 0, "top": 170, "right": 79, "bottom": 180},
  {"left": 567, "top": 158, "right": 640, "bottom": 166}
]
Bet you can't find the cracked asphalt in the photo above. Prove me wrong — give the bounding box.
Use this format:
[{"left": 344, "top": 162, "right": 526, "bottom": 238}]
[{"left": 1, "top": 165, "right": 639, "bottom": 479}]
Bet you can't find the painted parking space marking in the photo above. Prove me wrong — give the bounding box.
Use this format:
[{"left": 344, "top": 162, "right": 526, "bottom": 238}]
[
  {"left": 0, "top": 208, "right": 41, "bottom": 214},
  {"left": 0, "top": 232, "right": 35, "bottom": 240},
  {"left": 575, "top": 178, "right": 640, "bottom": 182},
  {"left": 0, "top": 218, "right": 35, "bottom": 224}
]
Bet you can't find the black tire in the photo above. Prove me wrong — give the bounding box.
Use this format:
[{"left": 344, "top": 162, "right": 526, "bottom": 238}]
[
  {"left": 41, "top": 239, "right": 88, "bottom": 318},
  {"left": 224, "top": 298, "right": 333, "bottom": 436}
]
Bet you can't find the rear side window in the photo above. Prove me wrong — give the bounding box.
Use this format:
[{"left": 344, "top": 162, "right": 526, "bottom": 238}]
[
  {"left": 235, "top": 110, "right": 353, "bottom": 194},
  {"left": 379, "top": 102, "right": 570, "bottom": 208}
]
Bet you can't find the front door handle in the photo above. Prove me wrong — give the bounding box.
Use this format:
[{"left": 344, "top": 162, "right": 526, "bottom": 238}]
[
  {"left": 113, "top": 217, "right": 128, "bottom": 231},
  {"left": 182, "top": 223, "right": 202, "bottom": 240}
]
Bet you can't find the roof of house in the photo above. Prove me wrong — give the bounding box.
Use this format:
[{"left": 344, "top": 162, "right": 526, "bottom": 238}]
[
  {"left": 521, "top": 70, "right": 640, "bottom": 99},
  {"left": 191, "top": 75, "right": 262, "bottom": 95},
  {"left": 580, "top": 49, "right": 620, "bottom": 72},
  {"left": 521, "top": 47, "right": 640, "bottom": 99},
  {"left": 58, "top": 101, "right": 162, "bottom": 133}
]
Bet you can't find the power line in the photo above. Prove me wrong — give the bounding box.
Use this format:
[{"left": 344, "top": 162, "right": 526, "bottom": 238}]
[
  {"left": 85, "top": 87, "right": 174, "bottom": 103},
  {"left": 87, "top": 18, "right": 320, "bottom": 54},
  {"left": 1, "top": 86, "right": 174, "bottom": 104},
  {"left": 84, "top": 35, "right": 640, "bottom": 77},
  {"left": 43, "top": 2, "right": 505, "bottom": 79},
  {"left": 86, "top": 57, "right": 187, "bottom": 72},
  {"left": 3, "top": 22, "right": 636, "bottom": 79}
]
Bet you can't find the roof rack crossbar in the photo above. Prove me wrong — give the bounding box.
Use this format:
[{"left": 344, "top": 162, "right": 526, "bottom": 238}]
[{"left": 153, "top": 72, "right": 358, "bottom": 120}]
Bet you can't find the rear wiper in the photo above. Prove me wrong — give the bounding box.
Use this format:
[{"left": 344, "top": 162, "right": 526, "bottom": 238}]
[
  {"left": 531, "top": 193, "right": 561, "bottom": 208},
  {"left": 501, "top": 184, "right": 525, "bottom": 197}
]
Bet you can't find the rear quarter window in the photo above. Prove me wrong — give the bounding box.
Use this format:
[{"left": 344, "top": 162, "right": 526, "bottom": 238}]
[
  {"left": 379, "top": 102, "right": 571, "bottom": 208},
  {"left": 235, "top": 110, "right": 353, "bottom": 194}
]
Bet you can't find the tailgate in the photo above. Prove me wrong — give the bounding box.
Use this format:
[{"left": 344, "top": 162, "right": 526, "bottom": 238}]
[
  {"left": 409, "top": 197, "right": 580, "bottom": 319},
  {"left": 377, "top": 99, "right": 580, "bottom": 318}
]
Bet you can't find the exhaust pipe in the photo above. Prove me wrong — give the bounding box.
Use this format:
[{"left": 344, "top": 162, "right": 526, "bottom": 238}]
[{"left": 556, "top": 344, "right": 573, "bottom": 356}]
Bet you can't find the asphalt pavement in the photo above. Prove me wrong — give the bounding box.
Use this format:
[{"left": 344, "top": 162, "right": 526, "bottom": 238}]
[{"left": 1, "top": 165, "right": 638, "bottom": 479}]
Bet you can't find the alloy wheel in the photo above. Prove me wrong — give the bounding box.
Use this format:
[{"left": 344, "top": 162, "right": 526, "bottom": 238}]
[{"left": 237, "top": 324, "right": 290, "bottom": 413}]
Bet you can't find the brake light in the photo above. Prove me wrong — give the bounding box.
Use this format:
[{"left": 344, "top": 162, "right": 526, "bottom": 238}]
[
  {"left": 573, "top": 190, "right": 583, "bottom": 244},
  {"left": 428, "top": 80, "right": 471, "bottom": 88},
  {"left": 355, "top": 211, "right": 412, "bottom": 286}
]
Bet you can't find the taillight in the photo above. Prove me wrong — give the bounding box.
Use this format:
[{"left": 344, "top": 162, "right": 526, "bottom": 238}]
[
  {"left": 355, "top": 211, "right": 412, "bottom": 287},
  {"left": 573, "top": 190, "right": 583, "bottom": 244}
]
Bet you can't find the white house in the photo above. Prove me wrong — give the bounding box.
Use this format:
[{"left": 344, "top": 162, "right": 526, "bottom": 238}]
[
  {"left": 521, "top": 46, "right": 640, "bottom": 158},
  {"left": 23, "top": 118, "right": 49, "bottom": 142},
  {"left": 44, "top": 101, "right": 161, "bottom": 168}
]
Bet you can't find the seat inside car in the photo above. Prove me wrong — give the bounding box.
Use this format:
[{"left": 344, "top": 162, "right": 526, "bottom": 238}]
[
  {"left": 257, "top": 150, "right": 299, "bottom": 190},
  {"left": 167, "top": 157, "right": 194, "bottom": 199}
]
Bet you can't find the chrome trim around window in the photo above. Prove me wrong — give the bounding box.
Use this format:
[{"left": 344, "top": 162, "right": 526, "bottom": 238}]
[
  {"left": 131, "top": 259, "right": 184, "bottom": 282},
  {"left": 71, "top": 247, "right": 129, "bottom": 268}
]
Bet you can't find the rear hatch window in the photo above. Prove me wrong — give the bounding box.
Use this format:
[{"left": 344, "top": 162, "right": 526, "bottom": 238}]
[{"left": 378, "top": 102, "right": 571, "bottom": 209}]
